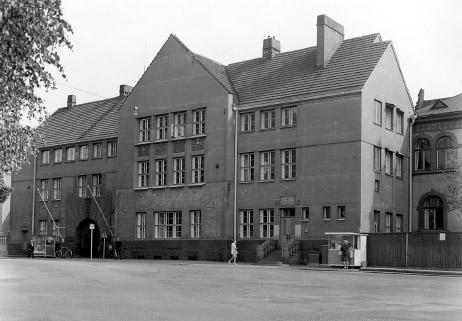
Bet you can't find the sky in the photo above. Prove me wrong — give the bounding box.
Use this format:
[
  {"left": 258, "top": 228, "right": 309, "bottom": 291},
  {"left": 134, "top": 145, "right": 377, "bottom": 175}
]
[{"left": 36, "top": 0, "right": 462, "bottom": 120}]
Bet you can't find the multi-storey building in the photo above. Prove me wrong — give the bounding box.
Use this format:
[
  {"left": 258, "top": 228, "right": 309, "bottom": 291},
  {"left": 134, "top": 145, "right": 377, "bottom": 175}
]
[{"left": 412, "top": 90, "right": 462, "bottom": 232}]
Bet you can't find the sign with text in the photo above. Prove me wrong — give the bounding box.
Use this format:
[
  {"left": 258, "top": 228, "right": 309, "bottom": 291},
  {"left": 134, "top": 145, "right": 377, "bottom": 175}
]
[{"left": 89, "top": 223, "right": 95, "bottom": 230}]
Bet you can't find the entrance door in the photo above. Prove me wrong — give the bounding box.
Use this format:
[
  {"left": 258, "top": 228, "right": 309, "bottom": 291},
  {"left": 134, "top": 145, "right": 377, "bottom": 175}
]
[
  {"left": 75, "top": 218, "right": 100, "bottom": 257},
  {"left": 280, "top": 208, "right": 296, "bottom": 242}
]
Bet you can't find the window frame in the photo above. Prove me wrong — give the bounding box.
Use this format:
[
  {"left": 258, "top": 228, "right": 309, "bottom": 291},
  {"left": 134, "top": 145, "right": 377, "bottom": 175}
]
[
  {"left": 77, "top": 175, "right": 87, "bottom": 198},
  {"left": 139, "top": 117, "right": 152, "bottom": 142},
  {"left": 173, "top": 112, "right": 186, "bottom": 138},
  {"left": 373, "top": 210, "right": 380, "bottom": 233},
  {"left": 239, "top": 153, "right": 255, "bottom": 182},
  {"left": 396, "top": 109, "right": 404, "bottom": 134},
  {"left": 154, "top": 159, "right": 167, "bottom": 186},
  {"left": 192, "top": 109, "right": 206, "bottom": 136},
  {"left": 337, "top": 206, "right": 346, "bottom": 220},
  {"left": 374, "top": 99, "right": 382, "bottom": 126},
  {"left": 414, "top": 138, "right": 431, "bottom": 171},
  {"left": 395, "top": 214, "right": 403, "bottom": 233},
  {"left": 156, "top": 114, "right": 168, "bottom": 140},
  {"left": 385, "top": 149, "right": 393, "bottom": 176},
  {"left": 79, "top": 145, "right": 89, "bottom": 160},
  {"left": 385, "top": 212, "right": 392, "bottom": 233},
  {"left": 154, "top": 211, "right": 182, "bottom": 238},
  {"left": 373, "top": 146, "right": 381, "bottom": 172},
  {"left": 54, "top": 148, "right": 62, "bottom": 163},
  {"left": 38, "top": 220, "right": 47, "bottom": 235},
  {"left": 138, "top": 161, "right": 150, "bottom": 188},
  {"left": 66, "top": 147, "right": 75, "bottom": 162},
  {"left": 322, "top": 206, "right": 331, "bottom": 220},
  {"left": 91, "top": 173, "right": 102, "bottom": 196},
  {"left": 93, "top": 143, "right": 102, "bottom": 159},
  {"left": 41, "top": 150, "right": 50, "bottom": 164},
  {"left": 52, "top": 178, "right": 62, "bottom": 200},
  {"left": 436, "top": 136, "right": 455, "bottom": 170},
  {"left": 191, "top": 155, "right": 205, "bottom": 184},
  {"left": 281, "top": 106, "right": 297, "bottom": 127},
  {"left": 136, "top": 212, "right": 146, "bottom": 239},
  {"left": 396, "top": 154, "right": 403, "bottom": 178},
  {"left": 260, "top": 151, "right": 275, "bottom": 181},
  {"left": 173, "top": 157, "right": 185, "bottom": 185},
  {"left": 107, "top": 141, "right": 117, "bottom": 157},
  {"left": 40, "top": 179, "right": 49, "bottom": 200},
  {"left": 239, "top": 209, "right": 254, "bottom": 238},
  {"left": 385, "top": 104, "right": 394, "bottom": 131},
  {"left": 302, "top": 207, "right": 310, "bottom": 221},
  {"left": 259, "top": 209, "right": 274, "bottom": 238},
  {"left": 281, "top": 149, "right": 296, "bottom": 179},
  {"left": 190, "top": 210, "right": 201, "bottom": 238},
  {"left": 240, "top": 112, "right": 255, "bottom": 132},
  {"left": 260, "top": 109, "right": 276, "bottom": 130}
]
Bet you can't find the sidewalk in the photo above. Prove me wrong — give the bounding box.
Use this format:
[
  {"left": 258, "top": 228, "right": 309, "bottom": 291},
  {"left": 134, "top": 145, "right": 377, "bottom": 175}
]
[{"left": 300, "top": 264, "right": 462, "bottom": 276}]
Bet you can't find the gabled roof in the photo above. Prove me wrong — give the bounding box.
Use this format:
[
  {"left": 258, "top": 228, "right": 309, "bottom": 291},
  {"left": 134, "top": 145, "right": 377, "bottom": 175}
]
[
  {"left": 37, "top": 95, "right": 127, "bottom": 148},
  {"left": 417, "top": 93, "right": 462, "bottom": 117}
]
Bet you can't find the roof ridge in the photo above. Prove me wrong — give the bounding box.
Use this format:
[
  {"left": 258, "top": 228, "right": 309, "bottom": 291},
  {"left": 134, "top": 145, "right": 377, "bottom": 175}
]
[{"left": 53, "top": 96, "right": 117, "bottom": 114}]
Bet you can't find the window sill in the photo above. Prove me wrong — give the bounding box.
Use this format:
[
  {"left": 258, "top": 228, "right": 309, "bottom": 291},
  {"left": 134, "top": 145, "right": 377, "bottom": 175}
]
[
  {"left": 280, "top": 178, "right": 296, "bottom": 181},
  {"left": 322, "top": 219, "right": 332, "bottom": 221},
  {"left": 188, "top": 183, "right": 205, "bottom": 187},
  {"left": 374, "top": 122, "right": 382, "bottom": 127},
  {"left": 107, "top": 155, "right": 117, "bottom": 158},
  {"left": 281, "top": 125, "right": 296, "bottom": 129},
  {"left": 135, "top": 141, "right": 151, "bottom": 146},
  {"left": 259, "top": 127, "right": 275, "bottom": 131},
  {"left": 336, "top": 218, "right": 346, "bottom": 221},
  {"left": 301, "top": 219, "right": 310, "bottom": 222},
  {"left": 65, "top": 160, "right": 75, "bottom": 163},
  {"left": 191, "top": 134, "right": 206, "bottom": 139},
  {"left": 385, "top": 173, "right": 393, "bottom": 177},
  {"left": 414, "top": 169, "right": 455, "bottom": 175},
  {"left": 238, "top": 181, "right": 254, "bottom": 184},
  {"left": 258, "top": 180, "right": 275, "bottom": 183},
  {"left": 240, "top": 130, "right": 255, "bottom": 134}
]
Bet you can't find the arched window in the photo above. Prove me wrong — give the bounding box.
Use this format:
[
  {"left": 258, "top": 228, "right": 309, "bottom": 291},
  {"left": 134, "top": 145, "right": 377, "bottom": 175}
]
[
  {"left": 414, "top": 138, "right": 430, "bottom": 171},
  {"left": 423, "top": 196, "right": 444, "bottom": 230},
  {"left": 436, "top": 136, "right": 454, "bottom": 170}
]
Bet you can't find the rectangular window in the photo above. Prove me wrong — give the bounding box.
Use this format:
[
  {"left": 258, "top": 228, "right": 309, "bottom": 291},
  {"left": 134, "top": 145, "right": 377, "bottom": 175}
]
[
  {"left": 240, "top": 112, "right": 255, "bottom": 132},
  {"left": 385, "top": 212, "right": 392, "bottom": 233},
  {"left": 396, "top": 214, "right": 403, "bottom": 233},
  {"left": 78, "top": 175, "right": 87, "bottom": 198},
  {"left": 136, "top": 212, "right": 146, "bottom": 239},
  {"left": 239, "top": 209, "right": 254, "bottom": 238},
  {"left": 375, "top": 179, "right": 380, "bottom": 192},
  {"left": 260, "top": 110, "right": 275, "bottom": 130},
  {"left": 373, "top": 210, "right": 380, "bottom": 233},
  {"left": 281, "top": 149, "right": 296, "bottom": 179},
  {"left": 322, "top": 206, "right": 331, "bottom": 220},
  {"left": 40, "top": 179, "right": 49, "bottom": 200},
  {"left": 54, "top": 149, "right": 62, "bottom": 163},
  {"left": 280, "top": 208, "right": 295, "bottom": 217},
  {"left": 281, "top": 107, "right": 297, "bottom": 127},
  {"left": 190, "top": 210, "right": 201, "bottom": 238},
  {"left": 155, "top": 159, "right": 167, "bottom": 186},
  {"left": 154, "top": 212, "right": 181, "bottom": 238},
  {"left": 373, "top": 146, "right": 381, "bottom": 172},
  {"left": 302, "top": 207, "right": 310, "bottom": 220},
  {"left": 138, "top": 161, "right": 149, "bottom": 187},
  {"left": 337, "top": 206, "right": 346, "bottom": 220},
  {"left": 66, "top": 147, "right": 75, "bottom": 161},
  {"left": 385, "top": 149, "right": 393, "bottom": 175},
  {"left": 41, "top": 150, "right": 50, "bottom": 164},
  {"left": 260, "top": 151, "right": 275, "bottom": 181},
  {"left": 192, "top": 155, "right": 205, "bottom": 183},
  {"left": 173, "top": 112, "right": 186, "bottom": 138},
  {"left": 93, "top": 143, "right": 102, "bottom": 158},
  {"left": 173, "top": 157, "right": 185, "bottom": 185},
  {"left": 192, "top": 109, "right": 205, "bottom": 135},
  {"left": 52, "top": 219, "right": 60, "bottom": 241},
  {"left": 39, "top": 220, "right": 47, "bottom": 235},
  {"left": 374, "top": 99, "right": 382, "bottom": 125},
  {"left": 156, "top": 114, "right": 168, "bottom": 140},
  {"left": 107, "top": 141, "right": 117, "bottom": 157},
  {"left": 53, "top": 178, "right": 62, "bottom": 200},
  {"left": 424, "top": 209, "right": 437, "bottom": 230},
  {"left": 259, "top": 209, "right": 274, "bottom": 238},
  {"left": 91, "top": 174, "right": 102, "bottom": 196},
  {"left": 396, "top": 154, "right": 403, "bottom": 178},
  {"left": 239, "top": 153, "right": 254, "bottom": 182},
  {"left": 79, "top": 145, "right": 88, "bottom": 160},
  {"left": 396, "top": 109, "right": 404, "bottom": 134},
  {"left": 385, "top": 104, "right": 394, "bottom": 131},
  {"left": 139, "top": 117, "right": 151, "bottom": 142}
]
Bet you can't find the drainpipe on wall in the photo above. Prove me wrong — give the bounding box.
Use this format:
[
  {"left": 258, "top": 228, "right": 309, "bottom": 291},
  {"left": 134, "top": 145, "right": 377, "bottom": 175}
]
[
  {"left": 406, "top": 114, "right": 417, "bottom": 267},
  {"left": 31, "top": 153, "right": 37, "bottom": 235},
  {"left": 233, "top": 105, "right": 238, "bottom": 242}
]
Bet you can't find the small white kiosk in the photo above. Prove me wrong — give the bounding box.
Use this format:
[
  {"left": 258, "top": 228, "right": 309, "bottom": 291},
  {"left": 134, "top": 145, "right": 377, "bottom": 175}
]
[{"left": 325, "top": 232, "right": 368, "bottom": 267}]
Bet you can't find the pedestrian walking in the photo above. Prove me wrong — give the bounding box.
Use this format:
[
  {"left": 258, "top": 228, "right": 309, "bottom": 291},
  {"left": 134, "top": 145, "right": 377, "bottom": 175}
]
[
  {"left": 340, "top": 240, "right": 351, "bottom": 269},
  {"left": 228, "top": 240, "right": 238, "bottom": 265},
  {"left": 114, "top": 237, "right": 122, "bottom": 259}
]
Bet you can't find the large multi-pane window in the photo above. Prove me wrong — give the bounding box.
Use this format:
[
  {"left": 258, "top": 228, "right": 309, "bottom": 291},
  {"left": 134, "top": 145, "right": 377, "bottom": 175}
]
[
  {"left": 107, "top": 141, "right": 117, "bottom": 157},
  {"left": 385, "top": 212, "right": 392, "bottom": 233},
  {"left": 155, "top": 159, "right": 166, "bottom": 186},
  {"left": 374, "top": 99, "right": 382, "bottom": 125},
  {"left": 281, "top": 149, "right": 296, "bottom": 179},
  {"left": 415, "top": 138, "right": 430, "bottom": 171},
  {"left": 373, "top": 146, "right": 381, "bottom": 172},
  {"left": 156, "top": 114, "right": 168, "bottom": 140},
  {"left": 66, "top": 147, "right": 75, "bottom": 161},
  {"left": 92, "top": 174, "right": 102, "bottom": 196},
  {"left": 241, "top": 112, "right": 255, "bottom": 132},
  {"left": 436, "top": 136, "right": 455, "bottom": 170},
  {"left": 396, "top": 214, "right": 403, "bottom": 233},
  {"left": 39, "top": 220, "right": 47, "bottom": 235},
  {"left": 259, "top": 209, "right": 274, "bottom": 238},
  {"left": 93, "top": 143, "right": 102, "bottom": 158},
  {"left": 373, "top": 210, "right": 380, "bottom": 233},
  {"left": 78, "top": 175, "right": 87, "bottom": 197},
  {"left": 139, "top": 117, "right": 151, "bottom": 142},
  {"left": 385, "top": 149, "right": 393, "bottom": 175},
  {"left": 54, "top": 149, "right": 62, "bottom": 163},
  {"left": 396, "top": 109, "right": 404, "bottom": 134},
  {"left": 138, "top": 161, "right": 149, "bottom": 187},
  {"left": 240, "top": 153, "right": 254, "bottom": 182},
  {"left": 40, "top": 179, "right": 49, "bottom": 200},
  {"left": 190, "top": 210, "right": 201, "bottom": 238},
  {"left": 396, "top": 154, "right": 403, "bottom": 178},
  {"left": 423, "top": 196, "right": 443, "bottom": 230},
  {"left": 192, "top": 155, "right": 205, "bottom": 183},
  {"left": 173, "top": 157, "right": 185, "bottom": 185},
  {"left": 41, "top": 150, "right": 50, "bottom": 164},
  {"left": 240, "top": 209, "right": 254, "bottom": 238},
  {"left": 53, "top": 178, "right": 62, "bottom": 200},
  {"left": 154, "top": 212, "right": 181, "bottom": 238},
  {"left": 322, "top": 206, "right": 331, "bottom": 220},
  {"left": 173, "top": 112, "right": 186, "bottom": 138},
  {"left": 79, "top": 145, "right": 88, "bottom": 160},
  {"left": 192, "top": 109, "right": 205, "bottom": 135},
  {"left": 281, "top": 107, "right": 297, "bottom": 127},
  {"left": 385, "top": 104, "right": 393, "bottom": 130},
  {"left": 260, "top": 151, "right": 275, "bottom": 181},
  {"left": 260, "top": 110, "right": 275, "bottom": 130},
  {"left": 136, "top": 212, "right": 146, "bottom": 239}
]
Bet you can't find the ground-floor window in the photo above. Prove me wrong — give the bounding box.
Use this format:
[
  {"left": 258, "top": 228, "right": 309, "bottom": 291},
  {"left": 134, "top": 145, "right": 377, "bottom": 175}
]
[
  {"left": 190, "top": 210, "right": 201, "bottom": 238},
  {"left": 259, "top": 209, "right": 274, "bottom": 238},
  {"left": 395, "top": 214, "right": 403, "bottom": 232},
  {"left": 385, "top": 212, "right": 392, "bottom": 232},
  {"left": 136, "top": 212, "right": 146, "bottom": 239},
  {"left": 240, "top": 210, "right": 254, "bottom": 238},
  {"left": 373, "top": 210, "right": 380, "bottom": 233},
  {"left": 423, "top": 196, "right": 444, "bottom": 230},
  {"left": 52, "top": 220, "right": 60, "bottom": 241},
  {"left": 39, "top": 220, "right": 47, "bottom": 235},
  {"left": 154, "top": 212, "right": 181, "bottom": 238}
]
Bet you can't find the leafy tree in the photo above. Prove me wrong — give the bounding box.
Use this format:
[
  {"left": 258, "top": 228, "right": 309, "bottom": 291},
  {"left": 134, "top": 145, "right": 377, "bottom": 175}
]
[
  {"left": 445, "top": 158, "right": 462, "bottom": 218},
  {"left": 0, "top": 0, "right": 72, "bottom": 202}
]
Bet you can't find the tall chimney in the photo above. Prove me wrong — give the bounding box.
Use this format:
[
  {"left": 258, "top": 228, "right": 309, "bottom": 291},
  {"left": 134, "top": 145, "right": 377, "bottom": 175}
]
[
  {"left": 316, "top": 15, "right": 344, "bottom": 68},
  {"left": 67, "top": 95, "right": 76, "bottom": 108},
  {"left": 416, "top": 88, "right": 425, "bottom": 110},
  {"left": 119, "top": 84, "right": 133, "bottom": 97},
  {"left": 262, "top": 36, "right": 280, "bottom": 59}
]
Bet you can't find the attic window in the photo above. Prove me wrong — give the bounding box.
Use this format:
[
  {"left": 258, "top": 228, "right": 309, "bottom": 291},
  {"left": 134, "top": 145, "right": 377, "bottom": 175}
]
[{"left": 431, "top": 100, "right": 448, "bottom": 109}]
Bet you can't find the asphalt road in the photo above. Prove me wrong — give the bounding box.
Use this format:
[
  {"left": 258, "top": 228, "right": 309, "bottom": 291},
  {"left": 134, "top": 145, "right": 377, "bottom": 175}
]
[{"left": 0, "top": 258, "right": 461, "bottom": 321}]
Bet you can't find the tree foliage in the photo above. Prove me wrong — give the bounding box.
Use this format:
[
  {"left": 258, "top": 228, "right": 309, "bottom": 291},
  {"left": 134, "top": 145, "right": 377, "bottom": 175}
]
[
  {"left": 0, "top": 0, "right": 72, "bottom": 173},
  {"left": 445, "top": 158, "right": 462, "bottom": 218}
]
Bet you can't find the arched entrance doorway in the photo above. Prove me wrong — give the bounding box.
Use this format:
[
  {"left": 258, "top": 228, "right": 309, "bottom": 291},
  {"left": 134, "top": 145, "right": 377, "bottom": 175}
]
[
  {"left": 420, "top": 195, "right": 445, "bottom": 230},
  {"left": 75, "top": 218, "right": 100, "bottom": 257}
]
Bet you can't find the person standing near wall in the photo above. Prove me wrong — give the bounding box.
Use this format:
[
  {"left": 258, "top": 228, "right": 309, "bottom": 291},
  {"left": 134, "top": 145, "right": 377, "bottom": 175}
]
[
  {"left": 114, "top": 237, "right": 122, "bottom": 260},
  {"left": 228, "top": 240, "right": 238, "bottom": 266},
  {"left": 341, "top": 240, "right": 351, "bottom": 269}
]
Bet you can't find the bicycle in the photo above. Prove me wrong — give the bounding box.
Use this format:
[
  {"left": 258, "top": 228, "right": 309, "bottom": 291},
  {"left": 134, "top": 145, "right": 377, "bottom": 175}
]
[{"left": 55, "top": 245, "right": 73, "bottom": 258}]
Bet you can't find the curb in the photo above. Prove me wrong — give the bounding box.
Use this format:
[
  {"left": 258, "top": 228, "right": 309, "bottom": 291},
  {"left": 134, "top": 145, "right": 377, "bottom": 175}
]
[{"left": 360, "top": 267, "right": 462, "bottom": 276}]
